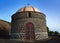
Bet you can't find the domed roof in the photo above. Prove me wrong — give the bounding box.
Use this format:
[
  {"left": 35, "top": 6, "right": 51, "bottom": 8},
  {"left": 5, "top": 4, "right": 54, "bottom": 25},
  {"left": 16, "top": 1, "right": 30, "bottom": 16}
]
[{"left": 17, "top": 6, "right": 40, "bottom": 12}]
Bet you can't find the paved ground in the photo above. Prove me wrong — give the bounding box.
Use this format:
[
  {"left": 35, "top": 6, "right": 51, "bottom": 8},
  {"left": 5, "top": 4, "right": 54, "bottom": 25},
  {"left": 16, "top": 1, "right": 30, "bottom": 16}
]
[{"left": 0, "top": 36, "right": 60, "bottom": 43}]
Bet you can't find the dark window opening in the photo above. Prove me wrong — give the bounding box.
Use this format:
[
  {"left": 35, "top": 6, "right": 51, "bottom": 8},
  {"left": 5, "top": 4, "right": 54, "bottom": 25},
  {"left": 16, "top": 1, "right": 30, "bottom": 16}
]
[{"left": 29, "top": 12, "right": 31, "bottom": 17}]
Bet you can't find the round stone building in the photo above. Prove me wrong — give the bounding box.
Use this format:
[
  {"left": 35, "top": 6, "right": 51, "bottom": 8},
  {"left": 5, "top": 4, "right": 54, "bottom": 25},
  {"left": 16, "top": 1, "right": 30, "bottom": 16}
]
[{"left": 11, "top": 6, "right": 48, "bottom": 41}]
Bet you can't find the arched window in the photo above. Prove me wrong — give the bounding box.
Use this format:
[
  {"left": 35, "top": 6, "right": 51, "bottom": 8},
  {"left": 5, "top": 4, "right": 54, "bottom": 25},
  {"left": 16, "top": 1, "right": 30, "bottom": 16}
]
[{"left": 24, "top": 22, "right": 35, "bottom": 41}]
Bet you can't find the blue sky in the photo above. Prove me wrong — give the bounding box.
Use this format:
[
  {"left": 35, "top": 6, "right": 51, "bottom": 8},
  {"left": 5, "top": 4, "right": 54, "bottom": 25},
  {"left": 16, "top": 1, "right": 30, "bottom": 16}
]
[{"left": 0, "top": 0, "right": 60, "bottom": 33}]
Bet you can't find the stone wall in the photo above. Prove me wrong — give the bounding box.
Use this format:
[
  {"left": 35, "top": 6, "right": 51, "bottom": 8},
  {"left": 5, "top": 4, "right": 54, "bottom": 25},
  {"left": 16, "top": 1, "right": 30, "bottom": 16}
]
[{"left": 11, "top": 11, "right": 48, "bottom": 41}]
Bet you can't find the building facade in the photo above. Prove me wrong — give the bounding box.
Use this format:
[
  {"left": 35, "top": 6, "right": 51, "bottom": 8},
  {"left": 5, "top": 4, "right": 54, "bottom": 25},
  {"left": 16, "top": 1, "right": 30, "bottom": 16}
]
[{"left": 11, "top": 6, "right": 48, "bottom": 41}]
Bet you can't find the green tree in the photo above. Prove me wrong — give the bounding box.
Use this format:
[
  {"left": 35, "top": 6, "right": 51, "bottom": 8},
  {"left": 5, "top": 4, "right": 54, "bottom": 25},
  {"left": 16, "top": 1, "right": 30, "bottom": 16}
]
[
  {"left": 54, "top": 31, "right": 59, "bottom": 36},
  {"left": 46, "top": 27, "right": 50, "bottom": 33},
  {"left": 49, "top": 31, "right": 54, "bottom": 35}
]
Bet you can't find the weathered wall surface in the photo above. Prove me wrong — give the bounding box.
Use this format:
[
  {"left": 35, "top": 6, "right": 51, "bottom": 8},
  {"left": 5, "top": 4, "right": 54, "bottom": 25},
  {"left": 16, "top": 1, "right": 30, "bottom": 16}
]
[{"left": 11, "top": 11, "right": 48, "bottom": 41}]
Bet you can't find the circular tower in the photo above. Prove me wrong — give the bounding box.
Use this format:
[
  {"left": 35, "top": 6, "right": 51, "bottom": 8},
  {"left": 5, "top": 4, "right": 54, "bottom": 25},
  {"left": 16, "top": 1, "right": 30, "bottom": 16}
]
[{"left": 11, "top": 6, "right": 48, "bottom": 41}]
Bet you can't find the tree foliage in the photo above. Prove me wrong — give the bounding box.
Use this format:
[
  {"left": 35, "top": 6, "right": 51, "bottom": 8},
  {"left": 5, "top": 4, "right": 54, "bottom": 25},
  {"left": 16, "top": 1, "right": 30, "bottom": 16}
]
[
  {"left": 46, "top": 27, "right": 50, "bottom": 32},
  {"left": 46, "top": 26, "right": 59, "bottom": 36}
]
